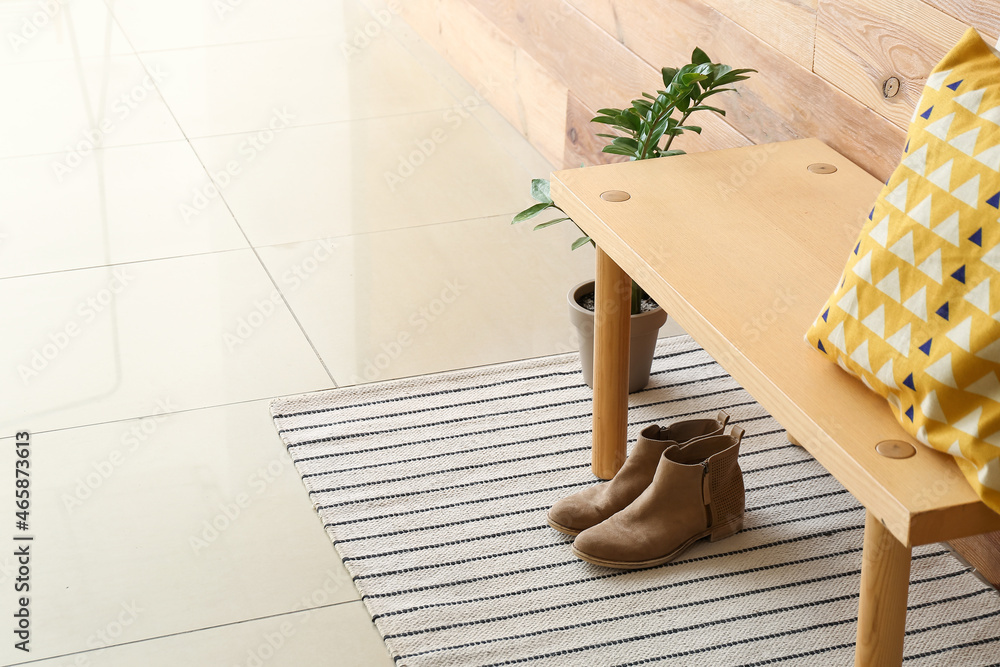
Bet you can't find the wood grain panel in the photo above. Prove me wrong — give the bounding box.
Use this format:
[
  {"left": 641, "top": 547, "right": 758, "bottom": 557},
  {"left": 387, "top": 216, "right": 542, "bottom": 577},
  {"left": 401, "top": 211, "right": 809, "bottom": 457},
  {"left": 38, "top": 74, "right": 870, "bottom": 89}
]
[
  {"left": 565, "top": 0, "right": 622, "bottom": 40},
  {"left": 698, "top": 0, "right": 818, "bottom": 68},
  {"left": 951, "top": 531, "right": 1000, "bottom": 589},
  {"left": 393, "top": 0, "right": 440, "bottom": 46},
  {"left": 815, "top": 0, "right": 967, "bottom": 129},
  {"left": 399, "top": 0, "right": 569, "bottom": 166},
  {"left": 467, "top": 0, "right": 750, "bottom": 156},
  {"left": 564, "top": 92, "right": 628, "bottom": 168},
  {"left": 605, "top": 0, "right": 906, "bottom": 180},
  {"left": 435, "top": 0, "right": 519, "bottom": 123},
  {"left": 923, "top": 0, "right": 1000, "bottom": 44},
  {"left": 468, "top": 0, "right": 664, "bottom": 113},
  {"left": 514, "top": 49, "right": 570, "bottom": 167}
]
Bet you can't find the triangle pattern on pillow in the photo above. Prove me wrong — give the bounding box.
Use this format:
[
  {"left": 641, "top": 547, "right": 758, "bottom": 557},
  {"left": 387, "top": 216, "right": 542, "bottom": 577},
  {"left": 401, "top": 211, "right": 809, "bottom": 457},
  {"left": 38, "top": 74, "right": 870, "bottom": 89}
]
[
  {"left": 964, "top": 280, "right": 990, "bottom": 313},
  {"left": 885, "top": 323, "right": 912, "bottom": 356},
  {"left": 951, "top": 174, "right": 981, "bottom": 208},
  {"left": 852, "top": 251, "right": 874, "bottom": 282},
  {"left": 861, "top": 304, "right": 886, "bottom": 337},
  {"left": 804, "top": 28, "right": 1000, "bottom": 515},
  {"left": 974, "top": 143, "right": 1000, "bottom": 171},
  {"left": 981, "top": 105, "right": 1000, "bottom": 126},
  {"left": 904, "top": 286, "right": 929, "bottom": 321},
  {"left": 875, "top": 268, "right": 901, "bottom": 301},
  {"left": 902, "top": 144, "right": 930, "bottom": 175},
  {"left": 946, "top": 316, "right": 973, "bottom": 352},
  {"left": 870, "top": 216, "right": 891, "bottom": 246},
  {"left": 907, "top": 195, "right": 934, "bottom": 227},
  {"left": 981, "top": 244, "right": 1000, "bottom": 273},
  {"left": 925, "top": 353, "right": 958, "bottom": 387},
  {"left": 921, "top": 389, "right": 948, "bottom": 422},
  {"left": 953, "top": 406, "right": 983, "bottom": 437},
  {"left": 837, "top": 285, "right": 860, "bottom": 318},
  {"left": 850, "top": 340, "right": 873, "bottom": 372},
  {"left": 926, "top": 160, "right": 954, "bottom": 191},
  {"left": 931, "top": 212, "right": 961, "bottom": 245},
  {"left": 966, "top": 371, "right": 1000, "bottom": 401},
  {"left": 976, "top": 339, "right": 1000, "bottom": 363},
  {"left": 917, "top": 248, "right": 944, "bottom": 283},
  {"left": 876, "top": 359, "right": 897, "bottom": 388},
  {"left": 885, "top": 179, "right": 910, "bottom": 210},
  {"left": 926, "top": 68, "right": 953, "bottom": 91},
  {"left": 954, "top": 88, "right": 986, "bottom": 114},
  {"left": 948, "top": 127, "right": 980, "bottom": 155},
  {"left": 888, "top": 231, "right": 916, "bottom": 264},
  {"left": 925, "top": 112, "right": 956, "bottom": 141}
]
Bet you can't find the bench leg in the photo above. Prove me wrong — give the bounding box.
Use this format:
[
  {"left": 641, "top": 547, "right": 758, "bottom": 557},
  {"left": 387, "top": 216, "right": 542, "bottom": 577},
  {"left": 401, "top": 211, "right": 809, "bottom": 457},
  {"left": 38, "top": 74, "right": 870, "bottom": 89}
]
[
  {"left": 592, "top": 247, "right": 631, "bottom": 480},
  {"left": 855, "top": 510, "right": 911, "bottom": 666}
]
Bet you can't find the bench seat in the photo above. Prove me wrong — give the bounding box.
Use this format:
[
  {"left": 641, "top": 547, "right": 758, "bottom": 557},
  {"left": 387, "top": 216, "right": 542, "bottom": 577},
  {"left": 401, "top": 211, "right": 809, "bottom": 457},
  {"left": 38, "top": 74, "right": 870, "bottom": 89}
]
[{"left": 550, "top": 138, "right": 1000, "bottom": 665}]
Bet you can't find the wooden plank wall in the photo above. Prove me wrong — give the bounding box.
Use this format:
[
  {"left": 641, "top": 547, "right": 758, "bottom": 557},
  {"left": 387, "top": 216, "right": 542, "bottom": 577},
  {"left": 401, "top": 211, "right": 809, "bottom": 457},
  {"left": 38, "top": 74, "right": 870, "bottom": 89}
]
[{"left": 395, "top": 0, "right": 999, "bottom": 182}]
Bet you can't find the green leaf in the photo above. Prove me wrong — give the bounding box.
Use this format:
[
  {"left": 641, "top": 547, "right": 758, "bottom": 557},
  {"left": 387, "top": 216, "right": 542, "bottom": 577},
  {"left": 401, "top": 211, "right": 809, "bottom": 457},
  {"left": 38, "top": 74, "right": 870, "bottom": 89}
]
[
  {"left": 533, "top": 217, "right": 570, "bottom": 231},
  {"left": 595, "top": 133, "right": 619, "bottom": 139},
  {"left": 679, "top": 71, "right": 707, "bottom": 86},
  {"left": 602, "top": 144, "right": 639, "bottom": 157},
  {"left": 661, "top": 66, "right": 678, "bottom": 87},
  {"left": 591, "top": 116, "right": 621, "bottom": 125},
  {"left": 618, "top": 110, "right": 641, "bottom": 132},
  {"left": 714, "top": 69, "right": 756, "bottom": 85},
  {"left": 677, "top": 125, "right": 702, "bottom": 133},
  {"left": 710, "top": 63, "right": 732, "bottom": 80},
  {"left": 530, "top": 178, "right": 551, "bottom": 203},
  {"left": 691, "top": 47, "right": 711, "bottom": 65},
  {"left": 662, "top": 149, "right": 686, "bottom": 157},
  {"left": 690, "top": 105, "right": 726, "bottom": 115},
  {"left": 631, "top": 99, "right": 653, "bottom": 114},
  {"left": 512, "top": 201, "right": 553, "bottom": 223},
  {"left": 611, "top": 136, "right": 640, "bottom": 150},
  {"left": 700, "top": 88, "right": 735, "bottom": 98},
  {"left": 571, "top": 235, "right": 594, "bottom": 251}
]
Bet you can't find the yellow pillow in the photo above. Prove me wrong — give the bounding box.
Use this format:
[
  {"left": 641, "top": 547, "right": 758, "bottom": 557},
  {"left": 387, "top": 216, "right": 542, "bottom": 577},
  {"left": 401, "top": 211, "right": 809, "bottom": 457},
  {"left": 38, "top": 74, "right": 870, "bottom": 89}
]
[{"left": 806, "top": 27, "right": 1000, "bottom": 515}]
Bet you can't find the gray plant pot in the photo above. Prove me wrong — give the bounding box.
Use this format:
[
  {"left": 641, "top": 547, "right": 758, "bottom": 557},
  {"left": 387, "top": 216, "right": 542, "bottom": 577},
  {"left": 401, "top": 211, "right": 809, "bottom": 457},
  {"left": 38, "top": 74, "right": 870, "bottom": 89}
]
[{"left": 568, "top": 279, "right": 668, "bottom": 393}]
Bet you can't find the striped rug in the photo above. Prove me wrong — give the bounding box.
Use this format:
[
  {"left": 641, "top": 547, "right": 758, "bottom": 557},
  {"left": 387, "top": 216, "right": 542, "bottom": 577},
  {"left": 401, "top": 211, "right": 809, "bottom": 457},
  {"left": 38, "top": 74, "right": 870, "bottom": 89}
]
[{"left": 270, "top": 335, "right": 1000, "bottom": 666}]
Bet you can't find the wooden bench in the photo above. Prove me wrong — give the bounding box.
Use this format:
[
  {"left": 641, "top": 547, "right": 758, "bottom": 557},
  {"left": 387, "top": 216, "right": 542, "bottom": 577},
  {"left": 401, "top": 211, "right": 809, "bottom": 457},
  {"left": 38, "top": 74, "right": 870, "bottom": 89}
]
[{"left": 550, "top": 138, "right": 1000, "bottom": 666}]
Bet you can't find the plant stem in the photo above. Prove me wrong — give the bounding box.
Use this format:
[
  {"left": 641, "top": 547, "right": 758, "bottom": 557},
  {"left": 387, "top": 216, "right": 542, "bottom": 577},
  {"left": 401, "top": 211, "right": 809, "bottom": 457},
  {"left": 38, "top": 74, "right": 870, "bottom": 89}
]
[
  {"left": 637, "top": 104, "right": 676, "bottom": 159},
  {"left": 662, "top": 108, "right": 694, "bottom": 153}
]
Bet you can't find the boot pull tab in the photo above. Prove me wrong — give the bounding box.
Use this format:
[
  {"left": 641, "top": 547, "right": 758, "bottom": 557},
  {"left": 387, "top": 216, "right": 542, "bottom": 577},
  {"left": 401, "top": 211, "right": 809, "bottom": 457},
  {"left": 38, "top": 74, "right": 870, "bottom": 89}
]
[
  {"left": 729, "top": 425, "right": 745, "bottom": 443},
  {"left": 716, "top": 410, "right": 731, "bottom": 428}
]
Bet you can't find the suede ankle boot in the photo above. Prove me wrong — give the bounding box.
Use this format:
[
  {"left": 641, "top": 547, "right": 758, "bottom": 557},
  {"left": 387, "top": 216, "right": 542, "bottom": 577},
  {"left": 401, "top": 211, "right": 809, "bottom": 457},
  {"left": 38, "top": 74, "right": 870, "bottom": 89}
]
[
  {"left": 572, "top": 426, "right": 745, "bottom": 569},
  {"left": 546, "top": 411, "right": 731, "bottom": 536}
]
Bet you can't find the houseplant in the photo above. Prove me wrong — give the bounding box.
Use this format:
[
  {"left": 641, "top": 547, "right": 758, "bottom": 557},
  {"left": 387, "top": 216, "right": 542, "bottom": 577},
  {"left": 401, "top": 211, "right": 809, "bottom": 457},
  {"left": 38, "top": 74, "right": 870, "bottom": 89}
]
[{"left": 513, "top": 48, "right": 754, "bottom": 391}]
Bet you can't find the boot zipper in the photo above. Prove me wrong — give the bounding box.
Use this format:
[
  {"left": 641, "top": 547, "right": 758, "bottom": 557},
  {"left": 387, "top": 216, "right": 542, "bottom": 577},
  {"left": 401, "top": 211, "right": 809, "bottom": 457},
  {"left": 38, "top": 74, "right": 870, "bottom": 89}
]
[{"left": 701, "top": 461, "right": 711, "bottom": 506}]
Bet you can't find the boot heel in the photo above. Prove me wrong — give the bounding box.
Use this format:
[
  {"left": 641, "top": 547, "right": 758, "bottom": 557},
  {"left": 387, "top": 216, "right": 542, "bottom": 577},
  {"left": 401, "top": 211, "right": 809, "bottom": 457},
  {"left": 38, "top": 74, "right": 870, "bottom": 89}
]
[{"left": 710, "top": 516, "right": 743, "bottom": 542}]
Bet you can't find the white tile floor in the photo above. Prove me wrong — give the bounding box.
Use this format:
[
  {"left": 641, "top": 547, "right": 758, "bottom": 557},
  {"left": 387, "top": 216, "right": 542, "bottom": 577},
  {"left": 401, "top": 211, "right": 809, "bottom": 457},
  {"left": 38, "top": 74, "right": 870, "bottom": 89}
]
[{"left": 0, "top": 1, "right": 679, "bottom": 664}]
